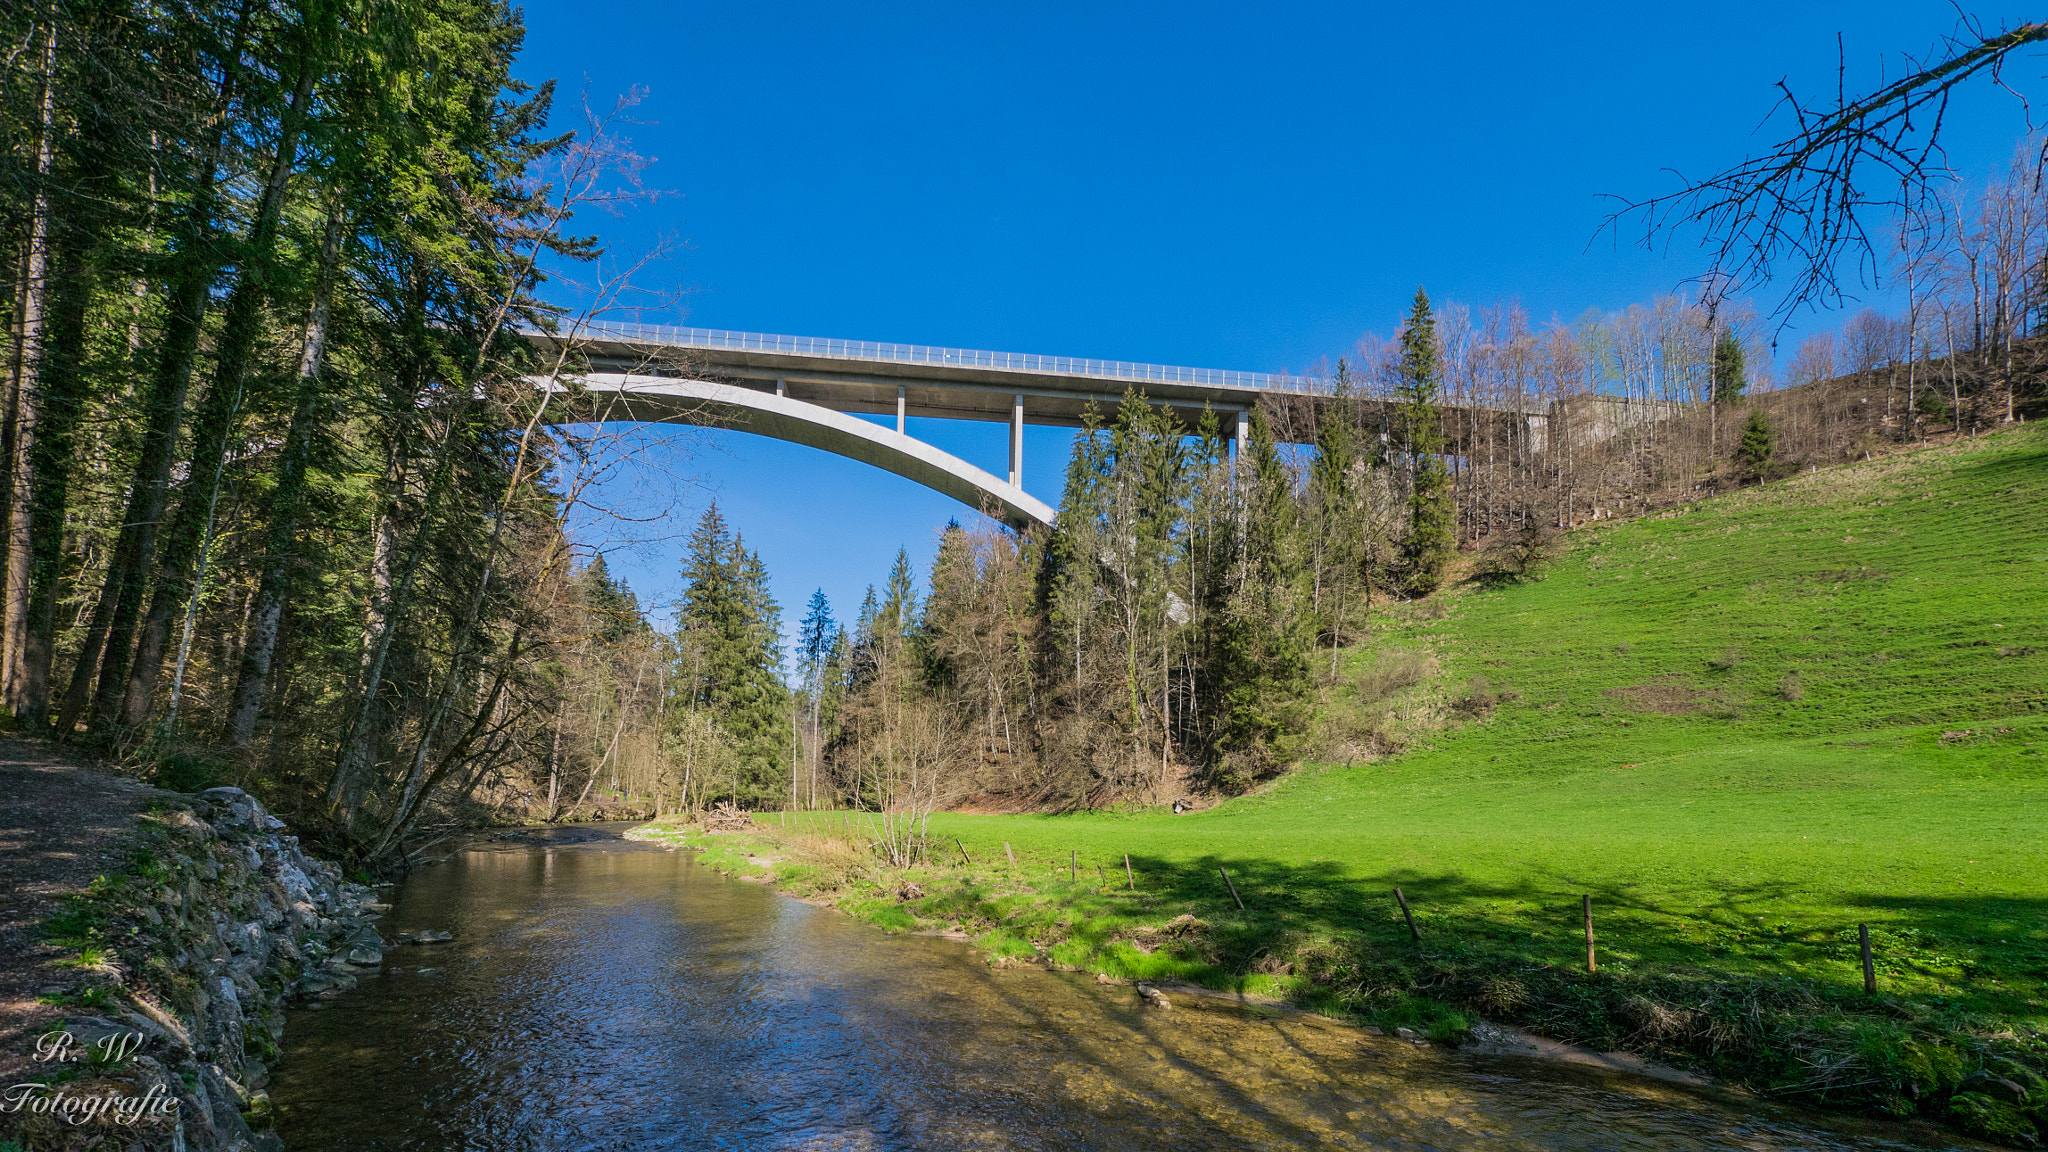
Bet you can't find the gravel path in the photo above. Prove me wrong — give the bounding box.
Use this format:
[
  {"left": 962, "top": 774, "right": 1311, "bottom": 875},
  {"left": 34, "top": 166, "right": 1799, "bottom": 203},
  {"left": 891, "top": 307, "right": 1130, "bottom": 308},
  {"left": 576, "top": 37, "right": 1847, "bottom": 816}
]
[{"left": 0, "top": 736, "right": 174, "bottom": 1080}]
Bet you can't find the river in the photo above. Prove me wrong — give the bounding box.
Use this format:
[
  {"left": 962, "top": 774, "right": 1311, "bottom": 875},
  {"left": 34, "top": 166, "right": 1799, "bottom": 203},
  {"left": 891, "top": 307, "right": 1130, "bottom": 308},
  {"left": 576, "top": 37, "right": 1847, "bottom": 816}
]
[{"left": 271, "top": 824, "right": 1969, "bottom": 1150}]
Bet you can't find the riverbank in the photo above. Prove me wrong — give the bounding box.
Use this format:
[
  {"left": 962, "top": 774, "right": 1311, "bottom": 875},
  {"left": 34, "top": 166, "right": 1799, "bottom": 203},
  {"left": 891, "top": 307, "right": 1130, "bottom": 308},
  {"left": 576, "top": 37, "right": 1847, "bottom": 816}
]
[
  {"left": 628, "top": 812, "right": 2047, "bottom": 1148},
  {"left": 0, "top": 740, "right": 387, "bottom": 1152}
]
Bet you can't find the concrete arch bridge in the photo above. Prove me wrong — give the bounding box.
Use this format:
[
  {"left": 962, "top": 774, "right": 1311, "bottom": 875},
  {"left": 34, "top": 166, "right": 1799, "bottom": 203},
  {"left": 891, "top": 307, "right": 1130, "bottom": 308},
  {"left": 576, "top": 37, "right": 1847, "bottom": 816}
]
[{"left": 526, "top": 323, "right": 1636, "bottom": 531}]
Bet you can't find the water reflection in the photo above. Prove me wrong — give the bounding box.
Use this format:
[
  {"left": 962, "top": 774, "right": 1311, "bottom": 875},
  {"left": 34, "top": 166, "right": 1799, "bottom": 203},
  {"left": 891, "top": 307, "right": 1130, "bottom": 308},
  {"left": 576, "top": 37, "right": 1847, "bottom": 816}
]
[{"left": 274, "top": 827, "right": 1971, "bottom": 1150}]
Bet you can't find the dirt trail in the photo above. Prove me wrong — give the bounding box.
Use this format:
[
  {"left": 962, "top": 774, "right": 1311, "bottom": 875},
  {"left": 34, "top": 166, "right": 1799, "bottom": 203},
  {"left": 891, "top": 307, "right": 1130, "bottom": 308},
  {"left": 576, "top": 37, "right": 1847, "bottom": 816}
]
[{"left": 0, "top": 736, "right": 173, "bottom": 1079}]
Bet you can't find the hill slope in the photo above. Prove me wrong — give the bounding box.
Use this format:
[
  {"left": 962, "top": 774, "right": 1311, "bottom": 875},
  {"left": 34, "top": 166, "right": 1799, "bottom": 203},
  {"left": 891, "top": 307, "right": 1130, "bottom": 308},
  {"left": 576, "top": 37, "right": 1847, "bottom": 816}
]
[{"left": 659, "top": 424, "right": 2048, "bottom": 1141}]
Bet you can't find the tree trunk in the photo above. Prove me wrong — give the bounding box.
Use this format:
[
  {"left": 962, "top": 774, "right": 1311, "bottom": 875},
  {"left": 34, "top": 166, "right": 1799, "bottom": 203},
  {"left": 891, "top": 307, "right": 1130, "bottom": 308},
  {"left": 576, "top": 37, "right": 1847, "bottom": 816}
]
[
  {"left": 116, "top": 28, "right": 327, "bottom": 730},
  {"left": 80, "top": 0, "right": 257, "bottom": 734},
  {"left": 227, "top": 208, "right": 345, "bottom": 746},
  {"left": 2, "top": 15, "right": 59, "bottom": 714},
  {"left": 19, "top": 210, "right": 101, "bottom": 728}
]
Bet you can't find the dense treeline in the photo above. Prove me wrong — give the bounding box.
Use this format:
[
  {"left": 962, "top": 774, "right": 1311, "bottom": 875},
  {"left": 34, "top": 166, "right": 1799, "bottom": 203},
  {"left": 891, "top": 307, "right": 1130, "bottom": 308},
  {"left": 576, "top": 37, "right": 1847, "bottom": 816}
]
[
  {"left": 0, "top": 0, "right": 663, "bottom": 863},
  {"left": 780, "top": 171, "right": 2048, "bottom": 848}
]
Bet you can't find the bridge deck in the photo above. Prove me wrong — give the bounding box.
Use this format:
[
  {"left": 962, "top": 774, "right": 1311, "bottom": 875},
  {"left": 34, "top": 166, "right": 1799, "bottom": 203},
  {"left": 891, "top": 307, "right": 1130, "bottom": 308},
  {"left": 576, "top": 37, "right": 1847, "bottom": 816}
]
[{"left": 533, "top": 322, "right": 1345, "bottom": 430}]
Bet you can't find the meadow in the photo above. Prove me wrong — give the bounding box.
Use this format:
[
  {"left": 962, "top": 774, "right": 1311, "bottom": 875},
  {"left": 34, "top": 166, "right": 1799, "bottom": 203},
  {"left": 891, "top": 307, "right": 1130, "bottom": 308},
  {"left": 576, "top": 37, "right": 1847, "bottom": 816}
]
[
  {"left": 940, "top": 421, "right": 2048, "bottom": 1011},
  {"left": 639, "top": 422, "right": 2048, "bottom": 1136}
]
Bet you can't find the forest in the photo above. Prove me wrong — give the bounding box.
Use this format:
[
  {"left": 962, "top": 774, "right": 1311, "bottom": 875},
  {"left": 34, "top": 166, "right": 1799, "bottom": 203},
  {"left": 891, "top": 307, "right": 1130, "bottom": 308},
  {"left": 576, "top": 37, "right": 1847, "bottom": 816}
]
[{"left": 4, "top": 1, "right": 2045, "bottom": 865}]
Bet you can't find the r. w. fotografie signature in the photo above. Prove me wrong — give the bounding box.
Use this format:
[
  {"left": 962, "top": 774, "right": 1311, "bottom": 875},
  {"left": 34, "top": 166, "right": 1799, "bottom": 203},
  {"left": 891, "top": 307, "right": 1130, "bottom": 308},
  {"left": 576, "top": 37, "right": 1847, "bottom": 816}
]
[{"left": 2, "top": 1030, "right": 181, "bottom": 1126}]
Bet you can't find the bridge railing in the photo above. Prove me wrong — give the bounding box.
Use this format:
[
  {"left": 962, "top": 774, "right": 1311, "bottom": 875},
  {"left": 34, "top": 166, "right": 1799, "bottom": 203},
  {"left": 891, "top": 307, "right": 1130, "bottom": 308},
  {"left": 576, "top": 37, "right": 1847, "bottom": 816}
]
[
  {"left": 532, "top": 320, "right": 1588, "bottom": 415},
  {"left": 552, "top": 319, "right": 1352, "bottom": 395}
]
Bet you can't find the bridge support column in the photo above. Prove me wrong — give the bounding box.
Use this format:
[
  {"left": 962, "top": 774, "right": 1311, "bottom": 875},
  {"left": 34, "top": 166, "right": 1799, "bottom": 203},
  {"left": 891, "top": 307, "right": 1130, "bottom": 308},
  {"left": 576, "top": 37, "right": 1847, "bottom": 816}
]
[
  {"left": 1233, "top": 408, "right": 1248, "bottom": 470},
  {"left": 896, "top": 385, "right": 906, "bottom": 434},
  {"left": 775, "top": 376, "right": 785, "bottom": 397},
  {"left": 1010, "top": 394, "right": 1023, "bottom": 488}
]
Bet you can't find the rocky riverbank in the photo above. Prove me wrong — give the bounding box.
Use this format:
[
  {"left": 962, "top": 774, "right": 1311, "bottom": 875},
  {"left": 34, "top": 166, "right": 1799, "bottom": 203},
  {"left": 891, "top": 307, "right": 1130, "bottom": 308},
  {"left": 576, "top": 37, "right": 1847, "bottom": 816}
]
[{"left": 2, "top": 782, "right": 397, "bottom": 1151}]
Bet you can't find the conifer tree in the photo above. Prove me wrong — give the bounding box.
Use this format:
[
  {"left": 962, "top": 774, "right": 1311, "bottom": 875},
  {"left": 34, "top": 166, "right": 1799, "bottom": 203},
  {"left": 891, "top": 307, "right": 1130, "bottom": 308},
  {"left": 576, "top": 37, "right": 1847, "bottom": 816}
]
[
  {"left": 1737, "top": 407, "right": 1775, "bottom": 480},
  {"left": 1397, "top": 288, "right": 1456, "bottom": 593},
  {"left": 671, "top": 504, "right": 789, "bottom": 805},
  {"left": 1208, "top": 406, "right": 1313, "bottom": 780},
  {"left": 880, "top": 547, "right": 918, "bottom": 635},
  {"left": 1712, "top": 329, "right": 1747, "bottom": 405},
  {"left": 796, "top": 589, "right": 836, "bottom": 805}
]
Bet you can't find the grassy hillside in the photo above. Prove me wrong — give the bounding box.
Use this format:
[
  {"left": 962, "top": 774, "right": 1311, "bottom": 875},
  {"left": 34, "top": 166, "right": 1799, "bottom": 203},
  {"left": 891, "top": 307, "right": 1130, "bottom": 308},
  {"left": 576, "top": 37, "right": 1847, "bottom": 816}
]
[
  {"left": 645, "top": 423, "right": 2048, "bottom": 1141},
  {"left": 942, "top": 421, "right": 2048, "bottom": 997}
]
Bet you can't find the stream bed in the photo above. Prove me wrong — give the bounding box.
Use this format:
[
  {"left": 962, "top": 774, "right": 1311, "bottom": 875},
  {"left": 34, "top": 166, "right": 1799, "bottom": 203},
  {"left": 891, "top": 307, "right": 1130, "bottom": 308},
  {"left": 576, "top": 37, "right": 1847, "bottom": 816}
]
[{"left": 271, "top": 824, "right": 1971, "bottom": 1150}]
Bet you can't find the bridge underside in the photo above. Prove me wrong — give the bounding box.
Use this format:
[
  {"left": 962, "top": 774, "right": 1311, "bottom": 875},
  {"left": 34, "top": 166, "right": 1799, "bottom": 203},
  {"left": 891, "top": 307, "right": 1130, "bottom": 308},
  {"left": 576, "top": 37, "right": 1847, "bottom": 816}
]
[
  {"left": 528, "top": 330, "right": 1679, "bottom": 524},
  {"left": 531, "top": 330, "right": 1258, "bottom": 434},
  {"left": 555, "top": 374, "right": 1058, "bottom": 531}
]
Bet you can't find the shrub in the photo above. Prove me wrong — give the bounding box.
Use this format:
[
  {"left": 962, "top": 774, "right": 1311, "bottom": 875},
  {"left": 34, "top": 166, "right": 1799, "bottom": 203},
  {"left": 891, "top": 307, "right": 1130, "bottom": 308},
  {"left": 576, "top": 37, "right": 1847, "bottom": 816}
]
[
  {"left": 1473, "top": 522, "right": 1561, "bottom": 585},
  {"left": 1354, "top": 649, "right": 1435, "bottom": 703},
  {"left": 1454, "top": 675, "right": 1498, "bottom": 719},
  {"left": 151, "top": 749, "right": 228, "bottom": 794}
]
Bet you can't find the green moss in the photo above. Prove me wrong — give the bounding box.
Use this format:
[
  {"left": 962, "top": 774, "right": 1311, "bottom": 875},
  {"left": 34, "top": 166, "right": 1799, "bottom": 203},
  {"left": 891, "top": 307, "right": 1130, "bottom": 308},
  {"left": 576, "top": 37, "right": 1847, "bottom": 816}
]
[{"left": 1947, "top": 1092, "right": 2040, "bottom": 1143}]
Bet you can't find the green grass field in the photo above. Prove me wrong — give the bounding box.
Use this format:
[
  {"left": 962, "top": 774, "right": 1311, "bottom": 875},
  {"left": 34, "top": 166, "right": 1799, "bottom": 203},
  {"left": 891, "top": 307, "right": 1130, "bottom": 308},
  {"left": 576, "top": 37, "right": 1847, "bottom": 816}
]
[
  {"left": 646, "top": 423, "right": 2048, "bottom": 1138},
  {"left": 934, "top": 422, "right": 2048, "bottom": 1013}
]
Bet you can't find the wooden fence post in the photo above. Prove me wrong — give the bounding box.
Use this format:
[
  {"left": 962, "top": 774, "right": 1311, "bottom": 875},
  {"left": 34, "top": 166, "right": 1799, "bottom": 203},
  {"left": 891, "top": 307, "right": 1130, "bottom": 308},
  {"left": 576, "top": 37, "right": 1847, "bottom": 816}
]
[
  {"left": 1124, "top": 853, "right": 1135, "bottom": 890},
  {"left": 1070, "top": 850, "right": 1077, "bottom": 882},
  {"left": 955, "top": 837, "right": 972, "bottom": 866},
  {"left": 1394, "top": 887, "right": 1420, "bottom": 940},
  {"left": 1219, "top": 865, "right": 1246, "bottom": 911},
  {"left": 1583, "top": 895, "right": 1596, "bottom": 973},
  {"left": 1005, "top": 841, "right": 1016, "bottom": 868},
  {"left": 1860, "top": 924, "right": 1877, "bottom": 995}
]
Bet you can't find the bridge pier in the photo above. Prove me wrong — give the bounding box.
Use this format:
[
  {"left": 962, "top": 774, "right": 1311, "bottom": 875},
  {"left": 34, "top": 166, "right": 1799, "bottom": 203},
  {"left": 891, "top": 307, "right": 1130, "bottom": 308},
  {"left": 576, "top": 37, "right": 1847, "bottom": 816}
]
[
  {"left": 1010, "top": 394, "right": 1024, "bottom": 487},
  {"left": 896, "top": 385, "right": 906, "bottom": 434}
]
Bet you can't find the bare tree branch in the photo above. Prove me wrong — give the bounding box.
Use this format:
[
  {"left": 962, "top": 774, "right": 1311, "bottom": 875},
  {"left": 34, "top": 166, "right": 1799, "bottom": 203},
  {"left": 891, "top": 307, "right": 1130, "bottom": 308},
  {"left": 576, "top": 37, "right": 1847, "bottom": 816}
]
[{"left": 1600, "top": 17, "right": 2048, "bottom": 324}]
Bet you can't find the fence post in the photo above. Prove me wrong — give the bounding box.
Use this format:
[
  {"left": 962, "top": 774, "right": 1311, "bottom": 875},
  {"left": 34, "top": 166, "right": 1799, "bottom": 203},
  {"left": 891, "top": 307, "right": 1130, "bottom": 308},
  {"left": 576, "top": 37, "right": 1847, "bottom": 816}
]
[
  {"left": 1860, "top": 923, "right": 1877, "bottom": 994},
  {"left": 955, "top": 837, "right": 972, "bottom": 866},
  {"left": 1219, "top": 865, "right": 1246, "bottom": 911},
  {"left": 1124, "top": 854, "right": 1135, "bottom": 890},
  {"left": 1583, "top": 895, "right": 1596, "bottom": 973},
  {"left": 1005, "top": 841, "right": 1016, "bottom": 868},
  {"left": 1070, "top": 850, "right": 1077, "bottom": 882},
  {"left": 1394, "top": 887, "right": 1420, "bottom": 940}
]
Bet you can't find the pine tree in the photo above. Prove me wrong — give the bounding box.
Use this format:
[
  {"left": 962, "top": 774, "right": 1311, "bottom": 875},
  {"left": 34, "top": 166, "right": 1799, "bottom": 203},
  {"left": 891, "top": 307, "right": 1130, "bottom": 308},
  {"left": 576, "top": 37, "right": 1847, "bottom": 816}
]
[
  {"left": 880, "top": 547, "right": 918, "bottom": 635},
  {"left": 796, "top": 588, "right": 836, "bottom": 806},
  {"left": 1737, "top": 407, "right": 1775, "bottom": 480},
  {"left": 798, "top": 589, "right": 836, "bottom": 699},
  {"left": 1208, "top": 405, "right": 1313, "bottom": 781},
  {"left": 578, "top": 556, "right": 646, "bottom": 642},
  {"left": 1712, "top": 329, "right": 1747, "bottom": 405},
  {"left": 1397, "top": 288, "right": 1456, "bottom": 594},
  {"left": 672, "top": 505, "right": 789, "bottom": 805}
]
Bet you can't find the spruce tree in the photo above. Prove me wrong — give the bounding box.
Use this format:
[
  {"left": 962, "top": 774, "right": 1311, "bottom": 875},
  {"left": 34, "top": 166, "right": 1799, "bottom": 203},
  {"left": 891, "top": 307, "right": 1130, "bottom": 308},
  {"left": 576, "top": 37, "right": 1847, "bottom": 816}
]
[
  {"left": 1208, "top": 406, "right": 1313, "bottom": 781},
  {"left": 1397, "top": 288, "right": 1456, "bottom": 594},
  {"left": 672, "top": 504, "right": 790, "bottom": 805},
  {"left": 1737, "top": 407, "right": 1776, "bottom": 480},
  {"left": 798, "top": 589, "right": 836, "bottom": 700},
  {"left": 1712, "top": 329, "right": 1747, "bottom": 405},
  {"left": 578, "top": 556, "right": 646, "bottom": 642},
  {"left": 880, "top": 547, "right": 918, "bottom": 635}
]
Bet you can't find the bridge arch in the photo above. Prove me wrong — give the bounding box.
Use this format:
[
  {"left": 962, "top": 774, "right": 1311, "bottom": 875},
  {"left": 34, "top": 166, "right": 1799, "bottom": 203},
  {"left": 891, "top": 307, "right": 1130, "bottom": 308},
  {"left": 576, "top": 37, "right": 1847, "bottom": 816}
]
[{"left": 554, "top": 373, "right": 1057, "bottom": 531}]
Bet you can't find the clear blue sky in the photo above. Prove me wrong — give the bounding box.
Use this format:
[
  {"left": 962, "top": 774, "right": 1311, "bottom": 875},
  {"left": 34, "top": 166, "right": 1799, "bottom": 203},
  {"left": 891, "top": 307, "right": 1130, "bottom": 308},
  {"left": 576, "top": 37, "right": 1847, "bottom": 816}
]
[{"left": 517, "top": 1, "right": 2041, "bottom": 644}]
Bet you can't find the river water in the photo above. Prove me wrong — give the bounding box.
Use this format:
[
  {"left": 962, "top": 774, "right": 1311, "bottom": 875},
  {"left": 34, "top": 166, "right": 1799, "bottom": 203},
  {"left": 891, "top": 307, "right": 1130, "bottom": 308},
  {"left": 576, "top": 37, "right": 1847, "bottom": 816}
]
[{"left": 272, "top": 825, "right": 1967, "bottom": 1150}]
